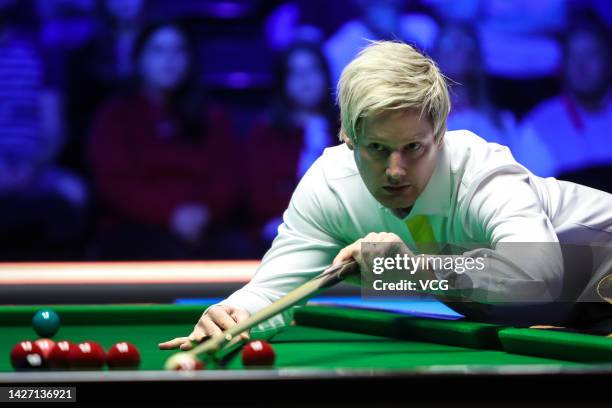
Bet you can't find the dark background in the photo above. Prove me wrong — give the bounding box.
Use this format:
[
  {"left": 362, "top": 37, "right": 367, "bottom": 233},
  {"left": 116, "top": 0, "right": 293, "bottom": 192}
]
[{"left": 0, "top": 0, "right": 610, "bottom": 262}]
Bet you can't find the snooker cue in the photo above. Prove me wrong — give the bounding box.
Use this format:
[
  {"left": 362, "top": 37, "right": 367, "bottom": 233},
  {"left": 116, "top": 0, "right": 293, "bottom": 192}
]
[{"left": 164, "top": 260, "right": 359, "bottom": 369}]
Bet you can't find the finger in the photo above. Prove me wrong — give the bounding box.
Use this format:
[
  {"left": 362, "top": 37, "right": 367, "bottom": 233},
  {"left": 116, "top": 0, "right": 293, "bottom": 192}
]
[
  {"left": 364, "top": 232, "right": 379, "bottom": 240},
  {"left": 229, "top": 308, "right": 251, "bottom": 340},
  {"left": 179, "top": 340, "right": 195, "bottom": 351},
  {"left": 209, "top": 307, "right": 239, "bottom": 331},
  {"left": 353, "top": 249, "right": 366, "bottom": 269},
  {"left": 179, "top": 326, "right": 208, "bottom": 351},
  {"left": 332, "top": 242, "right": 359, "bottom": 266},
  {"left": 190, "top": 325, "right": 208, "bottom": 343},
  {"left": 178, "top": 329, "right": 206, "bottom": 351},
  {"left": 332, "top": 247, "right": 350, "bottom": 267},
  {"left": 387, "top": 233, "right": 403, "bottom": 243},
  {"left": 351, "top": 240, "right": 367, "bottom": 265},
  {"left": 380, "top": 233, "right": 396, "bottom": 242},
  {"left": 200, "top": 316, "right": 223, "bottom": 338},
  {"left": 229, "top": 307, "right": 251, "bottom": 324},
  {"left": 158, "top": 337, "right": 190, "bottom": 350}
]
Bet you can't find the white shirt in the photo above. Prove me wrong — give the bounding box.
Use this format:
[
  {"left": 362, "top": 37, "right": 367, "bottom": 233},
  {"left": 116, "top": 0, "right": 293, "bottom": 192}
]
[{"left": 220, "top": 130, "right": 612, "bottom": 327}]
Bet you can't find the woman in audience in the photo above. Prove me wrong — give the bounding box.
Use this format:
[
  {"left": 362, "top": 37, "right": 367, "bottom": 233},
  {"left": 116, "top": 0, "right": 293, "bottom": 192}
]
[
  {"left": 245, "top": 42, "right": 338, "bottom": 253},
  {"left": 89, "top": 21, "right": 239, "bottom": 260}
]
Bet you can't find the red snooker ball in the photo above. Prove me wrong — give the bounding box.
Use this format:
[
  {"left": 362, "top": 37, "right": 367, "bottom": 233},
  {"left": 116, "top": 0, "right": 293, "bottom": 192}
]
[
  {"left": 241, "top": 340, "right": 275, "bottom": 367},
  {"left": 107, "top": 342, "right": 140, "bottom": 369},
  {"left": 34, "top": 339, "right": 56, "bottom": 364},
  {"left": 69, "top": 341, "right": 106, "bottom": 369},
  {"left": 48, "top": 340, "right": 77, "bottom": 369},
  {"left": 10, "top": 340, "right": 45, "bottom": 370}
]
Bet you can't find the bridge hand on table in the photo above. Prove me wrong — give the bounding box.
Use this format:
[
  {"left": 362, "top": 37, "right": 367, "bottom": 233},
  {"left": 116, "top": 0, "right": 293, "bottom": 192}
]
[{"left": 158, "top": 305, "right": 250, "bottom": 351}]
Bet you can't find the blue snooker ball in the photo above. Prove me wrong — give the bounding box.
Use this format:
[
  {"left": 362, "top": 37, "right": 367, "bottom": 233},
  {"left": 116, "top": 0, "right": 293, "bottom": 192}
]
[{"left": 32, "top": 309, "right": 60, "bottom": 338}]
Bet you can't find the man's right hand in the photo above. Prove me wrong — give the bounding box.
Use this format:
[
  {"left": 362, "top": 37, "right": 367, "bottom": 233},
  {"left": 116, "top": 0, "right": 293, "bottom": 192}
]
[{"left": 158, "top": 305, "right": 251, "bottom": 351}]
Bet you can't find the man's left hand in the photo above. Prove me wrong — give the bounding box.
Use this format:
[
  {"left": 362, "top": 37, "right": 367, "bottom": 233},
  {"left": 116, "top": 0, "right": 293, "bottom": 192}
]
[{"left": 330, "top": 232, "right": 416, "bottom": 285}]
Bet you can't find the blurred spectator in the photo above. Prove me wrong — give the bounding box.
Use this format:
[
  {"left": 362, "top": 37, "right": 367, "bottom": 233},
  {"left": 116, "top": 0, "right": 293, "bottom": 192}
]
[
  {"left": 0, "top": 0, "right": 88, "bottom": 260},
  {"left": 434, "top": 23, "right": 519, "bottom": 147},
  {"left": 478, "top": 0, "right": 567, "bottom": 79},
  {"left": 264, "top": 1, "right": 351, "bottom": 51},
  {"left": 63, "top": 0, "right": 148, "bottom": 175},
  {"left": 432, "top": 22, "right": 557, "bottom": 176},
  {"left": 521, "top": 11, "right": 612, "bottom": 180},
  {"left": 425, "top": 0, "right": 567, "bottom": 79},
  {"left": 245, "top": 42, "right": 338, "bottom": 252},
  {"left": 423, "top": 0, "right": 568, "bottom": 116},
  {"left": 324, "top": 0, "right": 438, "bottom": 86},
  {"left": 89, "top": 21, "right": 241, "bottom": 260}
]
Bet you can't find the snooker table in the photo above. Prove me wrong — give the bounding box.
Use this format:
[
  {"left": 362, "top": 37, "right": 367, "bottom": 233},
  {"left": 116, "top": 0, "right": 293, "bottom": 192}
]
[{"left": 1, "top": 304, "right": 611, "bottom": 406}]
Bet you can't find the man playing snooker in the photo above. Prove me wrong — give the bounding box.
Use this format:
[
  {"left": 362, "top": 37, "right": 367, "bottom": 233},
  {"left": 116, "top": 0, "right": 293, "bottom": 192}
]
[{"left": 160, "top": 41, "right": 612, "bottom": 351}]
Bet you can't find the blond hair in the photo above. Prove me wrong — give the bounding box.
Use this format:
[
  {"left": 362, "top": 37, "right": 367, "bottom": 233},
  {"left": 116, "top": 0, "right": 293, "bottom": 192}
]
[{"left": 337, "top": 41, "right": 450, "bottom": 143}]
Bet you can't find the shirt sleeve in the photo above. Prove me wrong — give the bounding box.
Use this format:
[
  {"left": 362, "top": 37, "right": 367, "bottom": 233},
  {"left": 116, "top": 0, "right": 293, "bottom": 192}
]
[
  {"left": 433, "top": 168, "right": 564, "bottom": 305},
  {"left": 218, "top": 158, "right": 344, "bottom": 330}
]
